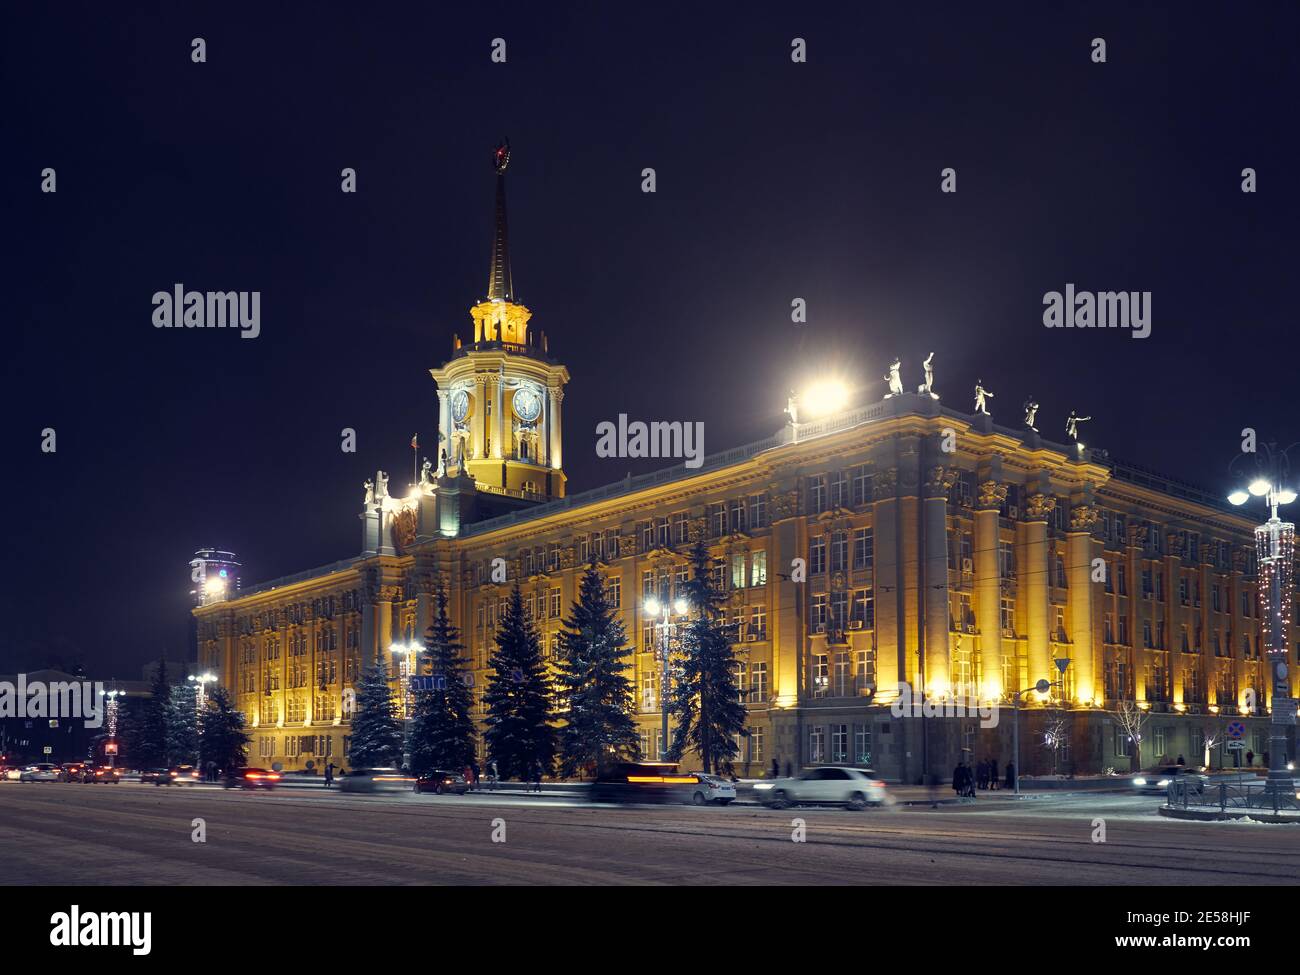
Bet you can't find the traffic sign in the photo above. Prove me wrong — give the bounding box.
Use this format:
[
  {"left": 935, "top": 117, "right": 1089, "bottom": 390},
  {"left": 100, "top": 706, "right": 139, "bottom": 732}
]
[
  {"left": 1226, "top": 740, "right": 1246, "bottom": 751},
  {"left": 1226, "top": 721, "right": 1246, "bottom": 739},
  {"left": 43, "top": 746, "right": 52, "bottom": 755}
]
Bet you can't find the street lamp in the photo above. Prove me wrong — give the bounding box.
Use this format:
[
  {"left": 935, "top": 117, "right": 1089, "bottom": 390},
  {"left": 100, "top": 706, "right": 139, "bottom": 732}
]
[
  {"left": 644, "top": 591, "right": 690, "bottom": 761},
  {"left": 187, "top": 672, "right": 217, "bottom": 713},
  {"left": 1011, "top": 679, "right": 1052, "bottom": 795},
  {"left": 1227, "top": 441, "right": 1298, "bottom": 803},
  {"left": 390, "top": 642, "right": 420, "bottom": 770}
]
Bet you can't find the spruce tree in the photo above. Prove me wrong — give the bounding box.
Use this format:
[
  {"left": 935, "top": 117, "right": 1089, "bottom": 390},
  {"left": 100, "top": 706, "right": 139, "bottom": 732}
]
[
  {"left": 199, "top": 686, "right": 251, "bottom": 771},
  {"left": 135, "top": 655, "right": 172, "bottom": 768},
  {"left": 348, "top": 660, "right": 405, "bottom": 769},
  {"left": 667, "top": 539, "right": 747, "bottom": 774},
  {"left": 483, "top": 584, "right": 556, "bottom": 780},
  {"left": 166, "top": 683, "right": 201, "bottom": 765},
  {"left": 555, "top": 562, "right": 640, "bottom": 777},
  {"left": 408, "top": 586, "right": 478, "bottom": 775}
]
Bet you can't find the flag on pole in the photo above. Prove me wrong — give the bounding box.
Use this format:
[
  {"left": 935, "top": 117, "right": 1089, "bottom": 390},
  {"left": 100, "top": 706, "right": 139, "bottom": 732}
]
[{"left": 410, "top": 434, "right": 418, "bottom": 450}]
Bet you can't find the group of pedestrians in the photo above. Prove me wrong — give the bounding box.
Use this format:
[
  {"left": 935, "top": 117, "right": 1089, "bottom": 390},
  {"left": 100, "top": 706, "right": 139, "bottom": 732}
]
[{"left": 952, "top": 758, "right": 1015, "bottom": 797}]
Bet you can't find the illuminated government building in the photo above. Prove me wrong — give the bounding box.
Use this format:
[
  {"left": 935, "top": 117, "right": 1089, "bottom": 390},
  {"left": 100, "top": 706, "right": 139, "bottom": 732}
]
[{"left": 193, "top": 146, "right": 1297, "bottom": 781}]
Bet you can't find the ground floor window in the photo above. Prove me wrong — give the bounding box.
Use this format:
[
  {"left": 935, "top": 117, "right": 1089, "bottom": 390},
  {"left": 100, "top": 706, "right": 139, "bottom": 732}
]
[
  {"left": 830, "top": 724, "right": 848, "bottom": 763},
  {"left": 809, "top": 726, "right": 825, "bottom": 764},
  {"left": 854, "top": 724, "right": 871, "bottom": 765}
]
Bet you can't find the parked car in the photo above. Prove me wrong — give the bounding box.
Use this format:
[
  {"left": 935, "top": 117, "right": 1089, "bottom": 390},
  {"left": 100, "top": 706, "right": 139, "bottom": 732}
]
[
  {"left": 59, "top": 762, "right": 88, "bottom": 782},
  {"left": 139, "top": 768, "right": 169, "bottom": 785},
  {"left": 223, "top": 767, "right": 282, "bottom": 790},
  {"left": 415, "top": 770, "right": 468, "bottom": 795},
  {"left": 683, "top": 772, "right": 737, "bottom": 805},
  {"left": 157, "top": 765, "right": 202, "bottom": 786},
  {"left": 81, "top": 764, "right": 123, "bottom": 784},
  {"left": 19, "top": 763, "right": 62, "bottom": 783},
  {"left": 753, "top": 766, "right": 887, "bottom": 810},
  {"left": 1132, "top": 765, "right": 1208, "bottom": 796},
  {"left": 590, "top": 762, "right": 697, "bottom": 804},
  {"left": 338, "top": 768, "right": 417, "bottom": 794}
]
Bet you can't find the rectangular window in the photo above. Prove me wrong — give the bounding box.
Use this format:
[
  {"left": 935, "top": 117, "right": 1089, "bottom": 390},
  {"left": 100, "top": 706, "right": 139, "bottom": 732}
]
[
  {"left": 749, "top": 728, "right": 764, "bottom": 765},
  {"left": 830, "top": 531, "right": 848, "bottom": 573},
  {"left": 809, "top": 475, "right": 827, "bottom": 514},
  {"left": 731, "top": 553, "right": 746, "bottom": 590},
  {"left": 830, "top": 724, "right": 849, "bottom": 763},
  {"left": 672, "top": 512, "right": 689, "bottom": 545},
  {"left": 852, "top": 465, "right": 872, "bottom": 506},
  {"left": 829, "top": 471, "right": 848, "bottom": 509},
  {"left": 809, "top": 726, "right": 825, "bottom": 764},
  {"left": 812, "top": 594, "right": 828, "bottom": 628},
  {"left": 730, "top": 498, "right": 747, "bottom": 533},
  {"left": 810, "top": 536, "right": 826, "bottom": 575},
  {"left": 854, "top": 724, "right": 872, "bottom": 765},
  {"left": 607, "top": 575, "right": 621, "bottom": 608},
  {"left": 750, "top": 493, "right": 768, "bottom": 529},
  {"left": 1000, "top": 598, "right": 1016, "bottom": 638},
  {"left": 750, "top": 550, "right": 767, "bottom": 587},
  {"left": 750, "top": 662, "right": 768, "bottom": 701},
  {"left": 749, "top": 605, "right": 767, "bottom": 640},
  {"left": 853, "top": 589, "right": 875, "bottom": 628},
  {"left": 710, "top": 503, "right": 727, "bottom": 538},
  {"left": 853, "top": 528, "right": 873, "bottom": 571},
  {"left": 549, "top": 587, "right": 562, "bottom": 619}
]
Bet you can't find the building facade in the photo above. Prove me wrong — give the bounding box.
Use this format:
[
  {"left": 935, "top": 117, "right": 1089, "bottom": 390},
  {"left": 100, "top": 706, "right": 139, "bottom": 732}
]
[{"left": 193, "top": 153, "right": 1297, "bottom": 781}]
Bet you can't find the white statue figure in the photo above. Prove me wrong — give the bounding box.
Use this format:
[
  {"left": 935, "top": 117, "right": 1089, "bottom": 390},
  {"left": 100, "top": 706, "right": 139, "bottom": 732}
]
[
  {"left": 419, "top": 457, "right": 433, "bottom": 489},
  {"left": 1065, "top": 410, "right": 1092, "bottom": 442},
  {"left": 375, "top": 470, "right": 389, "bottom": 499},
  {"left": 1023, "top": 398, "right": 1039, "bottom": 432},
  {"left": 363, "top": 479, "right": 375, "bottom": 505},
  {"left": 918, "top": 352, "right": 936, "bottom": 398},
  {"left": 785, "top": 392, "right": 800, "bottom": 425},
  {"left": 974, "top": 380, "right": 994, "bottom": 415},
  {"left": 884, "top": 358, "right": 904, "bottom": 397}
]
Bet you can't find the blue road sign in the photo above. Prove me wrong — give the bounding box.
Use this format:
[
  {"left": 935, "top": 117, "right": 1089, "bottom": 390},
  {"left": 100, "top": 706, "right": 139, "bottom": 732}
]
[{"left": 1226, "top": 721, "right": 1246, "bottom": 739}]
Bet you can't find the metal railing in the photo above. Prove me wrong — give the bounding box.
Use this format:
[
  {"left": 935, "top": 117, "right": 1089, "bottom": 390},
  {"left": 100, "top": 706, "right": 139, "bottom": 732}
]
[{"left": 1165, "top": 778, "right": 1300, "bottom": 814}]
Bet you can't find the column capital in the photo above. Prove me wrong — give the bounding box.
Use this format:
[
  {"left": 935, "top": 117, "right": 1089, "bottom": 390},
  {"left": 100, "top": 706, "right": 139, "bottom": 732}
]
[
  {"left": 977, "top": 480, "right": 1007, "bottom": 510},
  {"left": 1069, "top": 503, "right": 1100, "bottom": 533},
  {"left": 1022, "top": 493, "right": 1057, "bottom": 522}
]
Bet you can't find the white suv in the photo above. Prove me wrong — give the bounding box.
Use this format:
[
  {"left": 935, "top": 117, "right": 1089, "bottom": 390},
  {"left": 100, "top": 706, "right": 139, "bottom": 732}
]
[
  {"left": 683, "top": 773, "right": 737, "bottom": 805},
  {"left": 754, "top": 766, "right": 887, "bottom": 810}
]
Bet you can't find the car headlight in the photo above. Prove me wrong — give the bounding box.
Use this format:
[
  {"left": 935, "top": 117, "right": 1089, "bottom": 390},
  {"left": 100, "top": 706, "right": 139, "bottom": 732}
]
[
  {"left": 1157, "top": 779, "right": 1170, "bottom": 787},
  {"left": 753, "top": 783, "right": 773, "bottom": 790},
  {"left": 1133, "top": 778, "right": 1147, "bottom": 786}
]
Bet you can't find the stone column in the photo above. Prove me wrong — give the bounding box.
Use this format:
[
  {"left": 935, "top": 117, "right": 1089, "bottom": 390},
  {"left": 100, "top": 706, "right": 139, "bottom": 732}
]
[
  {"left": 923, "top": 466, "right": 955, "bottom": 696},
  {"left": 871, "top": 470, "right": 903, "bottom": 699},
  {"left": 1165, "top": 537, "right": 1184, "bottom": 705},
  {"left": 975, "top": 481, "right": 1006, "bottom": 698},
  {"left": 770, "top": 488, "right": 803, "bottom": 709},
  {"left": 1067, "top": 505, "right": 1101, "bottom": 704},
  {"left": 493, "top": 372, "right": 505, "bottom": 459},
  {"left": 436, "top": 389, "right": 449, "bottom": 474},
  {"left": 472, "top": 376, "right": 487, "bottom": 460},
  {"left": 548, "top": 386, "right": 563, "bottom": 470},
  {"left": 1022, "top": 493, "right": 1055, "bottom": 692}
]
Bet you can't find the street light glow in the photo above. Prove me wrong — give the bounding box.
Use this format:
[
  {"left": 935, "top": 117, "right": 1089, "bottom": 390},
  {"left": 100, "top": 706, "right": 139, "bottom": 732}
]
[
  {"left": 801, "top": 379, "right": 849, "bottom": 418},
  {"left": 644, "top": 597, "right": 661, "bottom": 616},
  {"left": 1248, "top": 478, "right": 1271, "bottom": 497},
  {"left": 1278, "top": 488, "right": 1298, "bottom": 505},
  {"left": 1227, "top": 489, "right": 1249, "bottom": 506},
  {"left": 673, "top": 596, "right": 689, "bottom": 615}
]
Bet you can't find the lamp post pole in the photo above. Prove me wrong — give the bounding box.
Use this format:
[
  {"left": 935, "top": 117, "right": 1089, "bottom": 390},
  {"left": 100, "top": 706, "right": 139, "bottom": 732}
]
[
  {"left": 1012, "top": 679, "right": 1052, "bottom": 796},
  {"left": 646, "top": 590, "right": 689, "bottom": 762}
]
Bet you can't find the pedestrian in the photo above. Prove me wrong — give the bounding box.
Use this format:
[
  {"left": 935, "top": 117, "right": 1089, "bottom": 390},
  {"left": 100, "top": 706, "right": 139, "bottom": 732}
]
[
  {"left": 952, "top": 762, "right": 965, "bottom": 796},
  {"left": 1246, "top": 750, "right": 1254, "bottom": 767},
  {"left": 489, "top": 760, "right": 499, "bottom": 791},
  {"left": 324, "top": 762, "right": 335, "bottom": 789},
  {"left": 988, "top": 758, "right": 999, "bottom": 791},
  {"left": 1176, "top": 754, "right": 1185, "bottom": 766},
  {"left": 470, "top": 759, "right": 481, "bottom": 792},
  {"left": 531, "top": 760, "right": 543, "bottom": 793},
  {"left": 771, "top": 758, "right": 780, "bottom": 780},
  {"left": 1004, "top": 761, "right": 1016, "bottom": 791},
  {"left": 976, "top": 760, "right": 987, "bottom": 790}
]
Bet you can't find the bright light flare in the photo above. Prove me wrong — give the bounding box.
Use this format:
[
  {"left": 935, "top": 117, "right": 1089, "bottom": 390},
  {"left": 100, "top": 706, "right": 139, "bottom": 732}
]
[
  {"left": 801, "top": 379, "right": 849, "bottom": 418},
  {"left": 1227, "top": 490, "right": 1249, "bottom": 506},
  {"left": 1249, "top": 478, "right": 1271, "bottom": 497}
]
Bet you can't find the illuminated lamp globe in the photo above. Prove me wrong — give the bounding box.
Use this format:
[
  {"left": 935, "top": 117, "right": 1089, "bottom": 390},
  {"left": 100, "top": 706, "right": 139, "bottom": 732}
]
[
  {"left": 1227, "top": 490, "right": 1249, "bottom": 506},
  {"left": 1248, "top": 478, "right": 1271, "bottom": 497},
  {"left": 673, "top": 596, "right": 689, "bottom": 615},
  {"left": 644, "top": 597, "right": 662, "bottom": 617},
  {"left": 1277, "top": 489, "right": 1298, "bottom": 505}
]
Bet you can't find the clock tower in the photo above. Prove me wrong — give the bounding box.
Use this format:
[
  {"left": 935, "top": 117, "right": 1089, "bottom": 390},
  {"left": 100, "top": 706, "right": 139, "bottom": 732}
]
[{"left": 429, "top": 140, "right": 570, "bottom": 501}]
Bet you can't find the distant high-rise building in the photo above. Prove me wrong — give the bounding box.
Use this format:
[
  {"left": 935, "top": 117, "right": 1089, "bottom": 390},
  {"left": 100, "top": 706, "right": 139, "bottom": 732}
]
[{"left": 189, "top": 548, "right": 241, "bottom": 607}]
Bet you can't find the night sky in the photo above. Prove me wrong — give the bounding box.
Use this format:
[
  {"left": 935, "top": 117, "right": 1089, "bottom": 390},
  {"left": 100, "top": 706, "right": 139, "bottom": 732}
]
[{"left": 3, "top": 2, "right": 1296, "bottom": 679}]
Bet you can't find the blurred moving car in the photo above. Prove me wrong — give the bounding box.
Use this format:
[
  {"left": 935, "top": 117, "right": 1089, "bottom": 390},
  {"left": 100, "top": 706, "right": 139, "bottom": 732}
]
[
  {"left": 1, "top": 766, "right": 23, "bottom": 781},
  {"left": 224, "top": 767, "right": 282, "bottom": 790},
  {"left": 1132, "top": 765, "right": 1208, "bottom": 795},
  {"left": 80, "top": 764, "right": 123, "bottom": 784},
  {"left": 415, "top": 770, "right": 468, "bottom": 795},
  {"left": 139, "top": 768, "right": 169, "bottom": 785},
  {"left": 59, "top": 762, "right": 88, "bottom": 782},
  {"left": 591, "top": 762, "right": 697, "bottom": 804},
  {"left": 157, "top": 765, "right": 202, "bottom": 786},
  {"left": 19, "top": 763, "right": 62, "bottom": 783},
  {"left": 683, "top": 772, "right": 737, "bottom": 805},
  {"left": 754, "top": 766, "right": 887, "bottom": 810},
  {"left": 338, "top": 768, "right": 417, "bottom": 794}
]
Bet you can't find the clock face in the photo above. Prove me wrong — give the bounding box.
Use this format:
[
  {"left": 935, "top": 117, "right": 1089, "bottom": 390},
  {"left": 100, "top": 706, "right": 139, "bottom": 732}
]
[
  {"left": 513, "top": 386, "right": 542, "bottom": 423},
  {"left": 451, "top": 390, "right": 470, "bottom": 424}
]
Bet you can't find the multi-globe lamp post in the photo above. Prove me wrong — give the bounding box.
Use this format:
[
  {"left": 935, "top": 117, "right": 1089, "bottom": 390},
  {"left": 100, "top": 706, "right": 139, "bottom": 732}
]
[
  {"left": 644, "top": 591, "right": 689, "bottom": 761},
  {"left": 187, "top": 672, "right": 217, "bottom": 714},
  {"left": 1227, "top": 443, "right": 1298, "bottom": 803},
  {"left": 390, "top": 641, "right": 420, "bottom": 768}
]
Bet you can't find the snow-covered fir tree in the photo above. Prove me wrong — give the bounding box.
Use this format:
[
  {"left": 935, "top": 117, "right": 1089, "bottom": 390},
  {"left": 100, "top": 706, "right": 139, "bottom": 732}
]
[
  {"left": 408, "top": 585, "right": 478, "bottom": 775},
  {"left": 483, "top": 584, "right": 556, "bottom": 780},
  {"left": 667, "top": 539, "right": 747, "bottom": 774},
  {"left": 348, "top": 661, "right": 405, "bottom": 769},
  {"left": 555, "top": 561, "right": 640, "bottom": 776}
]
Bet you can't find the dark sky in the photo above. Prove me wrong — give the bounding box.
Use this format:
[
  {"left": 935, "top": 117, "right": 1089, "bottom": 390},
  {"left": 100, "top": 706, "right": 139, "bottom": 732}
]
[{"left": 2, "top": 2, "right": 1296, "bottom": 679}]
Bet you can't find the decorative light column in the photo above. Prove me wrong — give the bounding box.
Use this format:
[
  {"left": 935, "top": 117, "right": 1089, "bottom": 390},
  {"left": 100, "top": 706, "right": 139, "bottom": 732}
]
[
  {"left": 1228, "top": 444, "right": 1298, "bottom": 803},
  {"left": 645, "top": 590, "right": 690, "bottom": 761}
]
